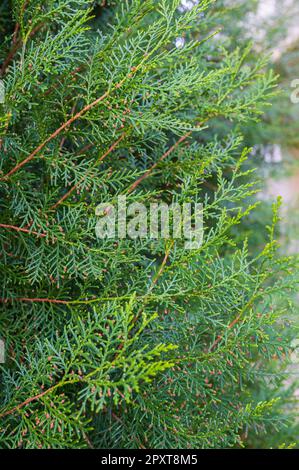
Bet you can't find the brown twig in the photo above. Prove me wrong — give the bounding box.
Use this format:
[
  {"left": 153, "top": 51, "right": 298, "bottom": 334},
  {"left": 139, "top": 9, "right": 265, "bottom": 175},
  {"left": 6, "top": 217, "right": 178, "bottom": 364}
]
[
  {"left": 0, "top": 386, "right": 57, "bottom": 418},
  {"left": 0, "top": 223, "right": 46, "bottom": 238}
]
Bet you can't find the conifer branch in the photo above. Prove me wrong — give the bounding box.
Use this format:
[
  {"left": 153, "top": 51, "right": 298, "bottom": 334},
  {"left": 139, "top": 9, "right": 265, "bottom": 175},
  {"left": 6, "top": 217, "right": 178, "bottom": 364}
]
[
  {"left": 0, "top": 223, "right": 47, "bottom": 238},
  {"left": 51, "top": 133, "right": 126, "bottom": 210},
  {"left": 0, "top": 0, "right": 295, "bottom": 449},
  {"left": 1, "top": 23, "right": 44, "bottom": 76},
  {"left": 0, "top": 70, "right": 139, "bottom": 181},
  {"left": 126, "top": 132, "right": 192, "bottom": 194},
  {"left": 209, "top": 291, "right": 260, "bottom": 350}
]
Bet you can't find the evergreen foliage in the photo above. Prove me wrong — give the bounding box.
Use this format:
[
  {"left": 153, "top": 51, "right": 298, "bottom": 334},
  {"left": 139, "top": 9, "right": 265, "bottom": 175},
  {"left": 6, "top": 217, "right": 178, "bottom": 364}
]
[{"left": 0, "top": 0, "right": 297, "bottom": 448}]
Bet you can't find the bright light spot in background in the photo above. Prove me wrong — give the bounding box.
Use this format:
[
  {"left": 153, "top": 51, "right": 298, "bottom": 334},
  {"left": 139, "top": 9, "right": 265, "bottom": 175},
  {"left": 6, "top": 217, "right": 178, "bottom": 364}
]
[
  {"left": 175, "top": 37, "right": 185, "bottom": 49},
  {"left": 177, "top": 0, "right": 299, "bottom": 59},
  {"left": 257, "top": 0, "right": 276, "bottom": 18},
  {"left": 179, "top": 0, "right": 198, "bottom": 12}
]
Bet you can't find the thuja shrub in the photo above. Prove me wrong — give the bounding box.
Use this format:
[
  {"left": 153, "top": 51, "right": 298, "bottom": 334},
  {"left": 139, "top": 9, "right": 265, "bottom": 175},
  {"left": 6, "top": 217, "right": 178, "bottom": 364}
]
[{"left": 0, "top": 0, "right": 297, "bottom": 449}]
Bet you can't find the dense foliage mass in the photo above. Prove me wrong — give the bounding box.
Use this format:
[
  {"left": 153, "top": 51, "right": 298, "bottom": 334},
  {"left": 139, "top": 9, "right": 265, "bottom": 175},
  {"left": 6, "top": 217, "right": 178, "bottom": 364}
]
[{"left": 0, "top": 0, "right": 297, "bottom": 448}]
